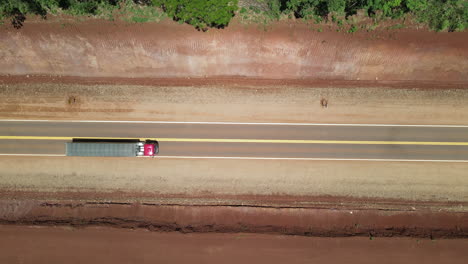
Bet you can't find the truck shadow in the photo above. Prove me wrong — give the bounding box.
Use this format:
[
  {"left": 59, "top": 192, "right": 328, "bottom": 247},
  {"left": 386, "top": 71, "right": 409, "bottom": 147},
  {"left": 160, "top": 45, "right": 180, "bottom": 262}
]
[{"left": 72, "top": 138, "right": 140, "bottom": 143}]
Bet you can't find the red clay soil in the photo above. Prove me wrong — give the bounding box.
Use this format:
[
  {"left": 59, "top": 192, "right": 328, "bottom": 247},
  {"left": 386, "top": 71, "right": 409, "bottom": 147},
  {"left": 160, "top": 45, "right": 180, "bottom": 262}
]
[
  {"left": 1, "top": 189, "right": 466, "bottom": 211},
  {"left": 1, "top": 200, "right": 466, "bottom": 238},
  {"left": 0, "top": 19, "right": 467, "bottom": 81},
  {"left": 1, "top": 225, "right": 468, "bottom": 264},
  {"left": 2, "top": 226, "right": 467, "bottom": 264}
]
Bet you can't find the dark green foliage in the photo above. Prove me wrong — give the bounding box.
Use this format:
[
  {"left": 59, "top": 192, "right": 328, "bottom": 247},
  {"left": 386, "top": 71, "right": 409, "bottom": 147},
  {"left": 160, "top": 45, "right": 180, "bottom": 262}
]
[
  {"left": 366, "top": 0, "right": 405, "bottom": 18},
  {"left": 267, "top": 0, "right": 283, "bottom": 19},
  {"left": 0, "top": 0, "right": 125, "bottom": 18},
  {"left": 60, "top": 1, "right": 103, "bottom": 16},
  {"left": 275, "top": 0, "right": 467, "bottom": 31},
  {"left": 343, "top": 0, "right": 367, "bottom": 16},
  {"left": 285, "top": 0, "right": 328, "bottom": 19},
  {"left": 328, "top": 0, "right": 346, "bottom": 14},
  {"left": 284, "top": 0, "right": 406, "bottom": 18},
  {"left": 405, "top": 0, "right": 428, "bottom": 11},
  {"left": 0, "top": 0, "right": 54, "bottom": 28},
  {"left": 0, "top": 1, "right": 165, "bottom": 27},
  {"left": 0, "top": 0, "right": 466, "bottom": 32},
  {"left": 348, "top": 24, "right": 358, "bottom": 32},
  {"left": 152, "top": 0, "right": 238, "bottom": 30},
  {"left": 0, "top": 0, "right": 49, "bottom": 19},
  {"left": 406, "top": 0, "right": 467, "bottom": 31}
]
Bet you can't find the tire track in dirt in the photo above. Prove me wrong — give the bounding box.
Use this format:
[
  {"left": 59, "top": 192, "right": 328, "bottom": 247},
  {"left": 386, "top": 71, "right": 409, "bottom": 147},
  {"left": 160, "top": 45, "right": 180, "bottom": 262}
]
[{"left": 0, "top": 19, "right": 466, "bottom": 80}]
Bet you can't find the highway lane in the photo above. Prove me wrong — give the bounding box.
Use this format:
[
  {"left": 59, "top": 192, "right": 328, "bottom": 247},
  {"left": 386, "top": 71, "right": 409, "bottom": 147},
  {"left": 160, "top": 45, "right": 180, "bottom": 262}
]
[
  {"left": 3, "top": 140, "right": 468, "bottom": 160},
  {"left": 3, "top": 121, "right": 468, "bottom": 141},
  {"left": 0, "top": 140, "right": 65, "bottom": 155},
  {"left": 1, "top": 120, "right": 468, "bottom": 160}
]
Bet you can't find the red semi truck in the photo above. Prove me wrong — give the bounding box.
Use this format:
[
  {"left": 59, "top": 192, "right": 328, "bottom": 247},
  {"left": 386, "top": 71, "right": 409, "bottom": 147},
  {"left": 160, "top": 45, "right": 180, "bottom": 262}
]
[{"left": 66, "top": 140, "right": 159, "bottom": 157}]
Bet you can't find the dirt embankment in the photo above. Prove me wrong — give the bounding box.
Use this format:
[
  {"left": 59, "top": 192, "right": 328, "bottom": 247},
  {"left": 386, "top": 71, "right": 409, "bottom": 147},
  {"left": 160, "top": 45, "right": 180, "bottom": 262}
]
[
  {"left": 1, "top": 200, "right": 467, "bottom": 239},
  {"left": 0, "top": 19, "right": 467, "bottom": 81}
]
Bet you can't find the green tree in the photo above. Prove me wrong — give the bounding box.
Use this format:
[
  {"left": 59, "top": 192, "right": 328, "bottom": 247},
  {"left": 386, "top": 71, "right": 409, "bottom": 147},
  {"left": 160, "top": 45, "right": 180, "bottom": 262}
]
[
  {"left": 366, "top": 0, "right": 404, "bottom": 18},
  {"left": 405, "top": 0, "right": 467, "bottom": 31},
  {"left": 328, "top": 0, "right": 346, "bottom": 14},
  {"left": 405, "top": 0, "right": 428, "bottom": 11},
  {"left": 0, "top": 0, "right": 55, "bottom": 28},
  {"left": 286, "top": 0, "right": 354, "bottom": 18},
  {"left": 153, "top": 0, "right": 238, "bottom": 30},
  {"left": 0, "top": 0, "right": 49, "bottom": 19},
  {"left": 285, "top": 0, "right": 326, "bottom": 18}
]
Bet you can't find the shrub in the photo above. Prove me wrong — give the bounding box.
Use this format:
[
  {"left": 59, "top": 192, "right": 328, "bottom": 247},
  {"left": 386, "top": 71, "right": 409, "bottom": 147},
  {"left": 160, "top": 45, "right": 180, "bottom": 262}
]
[
  {"left": 406, "top": 0, "right": 467, "bottom": 32},
  {"left": 328, "top": 0, "right": 346, "bottom": 14},
  {"left": 153, "top": 0, "right": 238, "bottom": 30},
  {"left": 267, "top": 0, "right": 283, "bottom": 19},
  {"left": 278, "top": 0, "right": 467, "bottom": 32},
  {"left": 348, "top": 24, "right": 357, "bottom": 32},
  {"left": 0, "top": 0, "right": 49, "bottom": 20},
  {"left": 0, "top": 0, "right": 122, "bottom": 19},
  {"left": 264, "top": 0, "right": 292, "bottom": 19},
  {"left": 366, "top": 0, "right": 405, "bottom": 18},
  {"left": 283, "top": 0, "right": 352, "bottom": 19},
  {"left": 405, "top": 0, "right": 428, "bottom": 11},
  {"left": 58, "top": 0, "right": 121, "bottom": 16},
  {"left": 285, "top": 0, "right": 327, "bottom": 19},
  {"left": 0, "top": 0, "right": 56, "bottom": 28},
  {"left": 1, "top": 0, "right": 465, "bottom": 32}
]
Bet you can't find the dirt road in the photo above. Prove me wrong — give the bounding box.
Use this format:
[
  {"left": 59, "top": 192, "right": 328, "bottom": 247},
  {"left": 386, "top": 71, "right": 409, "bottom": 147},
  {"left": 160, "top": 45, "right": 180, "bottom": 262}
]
[
  {"left": 1, "top": 157, "right": 467, "bottom": 209},
  {"left": 2, "top": 82, "right": 468, "bottom": 125},
  {"left": 0, "top": 225, "right": 467, "bottom": 264}
]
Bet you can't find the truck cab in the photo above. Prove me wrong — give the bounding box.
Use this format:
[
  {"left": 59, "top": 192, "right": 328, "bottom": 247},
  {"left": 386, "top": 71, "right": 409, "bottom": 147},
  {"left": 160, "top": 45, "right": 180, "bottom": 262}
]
[{"left": 138, "top": 141, "right": 159, "bottom": 156}]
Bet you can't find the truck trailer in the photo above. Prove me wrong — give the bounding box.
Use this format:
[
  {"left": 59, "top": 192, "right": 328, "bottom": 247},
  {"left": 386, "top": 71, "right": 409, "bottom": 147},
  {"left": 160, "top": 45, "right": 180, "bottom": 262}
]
[{"left": 66, "top": 140, "right": 159, "bottom": 157}]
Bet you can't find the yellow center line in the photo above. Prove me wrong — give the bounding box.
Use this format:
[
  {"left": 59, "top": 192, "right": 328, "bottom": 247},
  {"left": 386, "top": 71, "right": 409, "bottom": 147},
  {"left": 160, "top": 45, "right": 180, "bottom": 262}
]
[{"left": 1, "top": 136, "right": 468, "bottom": 146}]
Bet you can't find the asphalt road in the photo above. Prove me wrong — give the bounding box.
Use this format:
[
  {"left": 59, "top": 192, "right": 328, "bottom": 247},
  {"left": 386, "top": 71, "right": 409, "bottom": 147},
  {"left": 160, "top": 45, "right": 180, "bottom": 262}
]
[{"left": 1, "top": 120, "right": 468, "bottom": 160}]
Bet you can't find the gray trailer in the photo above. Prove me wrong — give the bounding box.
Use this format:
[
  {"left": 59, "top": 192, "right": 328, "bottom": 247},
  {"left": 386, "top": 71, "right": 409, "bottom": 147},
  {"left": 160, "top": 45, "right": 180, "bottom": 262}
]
[{"left": 66, "top": 142, "right": 146, "bottom": 157}]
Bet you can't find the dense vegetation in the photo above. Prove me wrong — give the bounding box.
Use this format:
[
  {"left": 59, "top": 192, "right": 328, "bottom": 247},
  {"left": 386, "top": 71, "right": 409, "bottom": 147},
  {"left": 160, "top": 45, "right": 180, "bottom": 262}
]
[
  {"left": 0, "top": 0, "right": 466, "bottom": 32},
  {"left": 153, "top": 0, "right": 238, "bottom": 30},
  {"left": 272, "top": 0, "right": 467, "bottom": 32}
]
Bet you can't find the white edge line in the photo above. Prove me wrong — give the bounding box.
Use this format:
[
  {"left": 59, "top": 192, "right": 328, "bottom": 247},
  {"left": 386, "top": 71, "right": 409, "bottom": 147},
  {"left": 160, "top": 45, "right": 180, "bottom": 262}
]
[
  {"left": 0, "top": 154, "right": 467, "bottom": 162},
  {"left": 156, "top": 156, "right": 468, "bottom": 162},
  {"left": 1, "top": 119, "right": 468, "bottom": 128}
]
